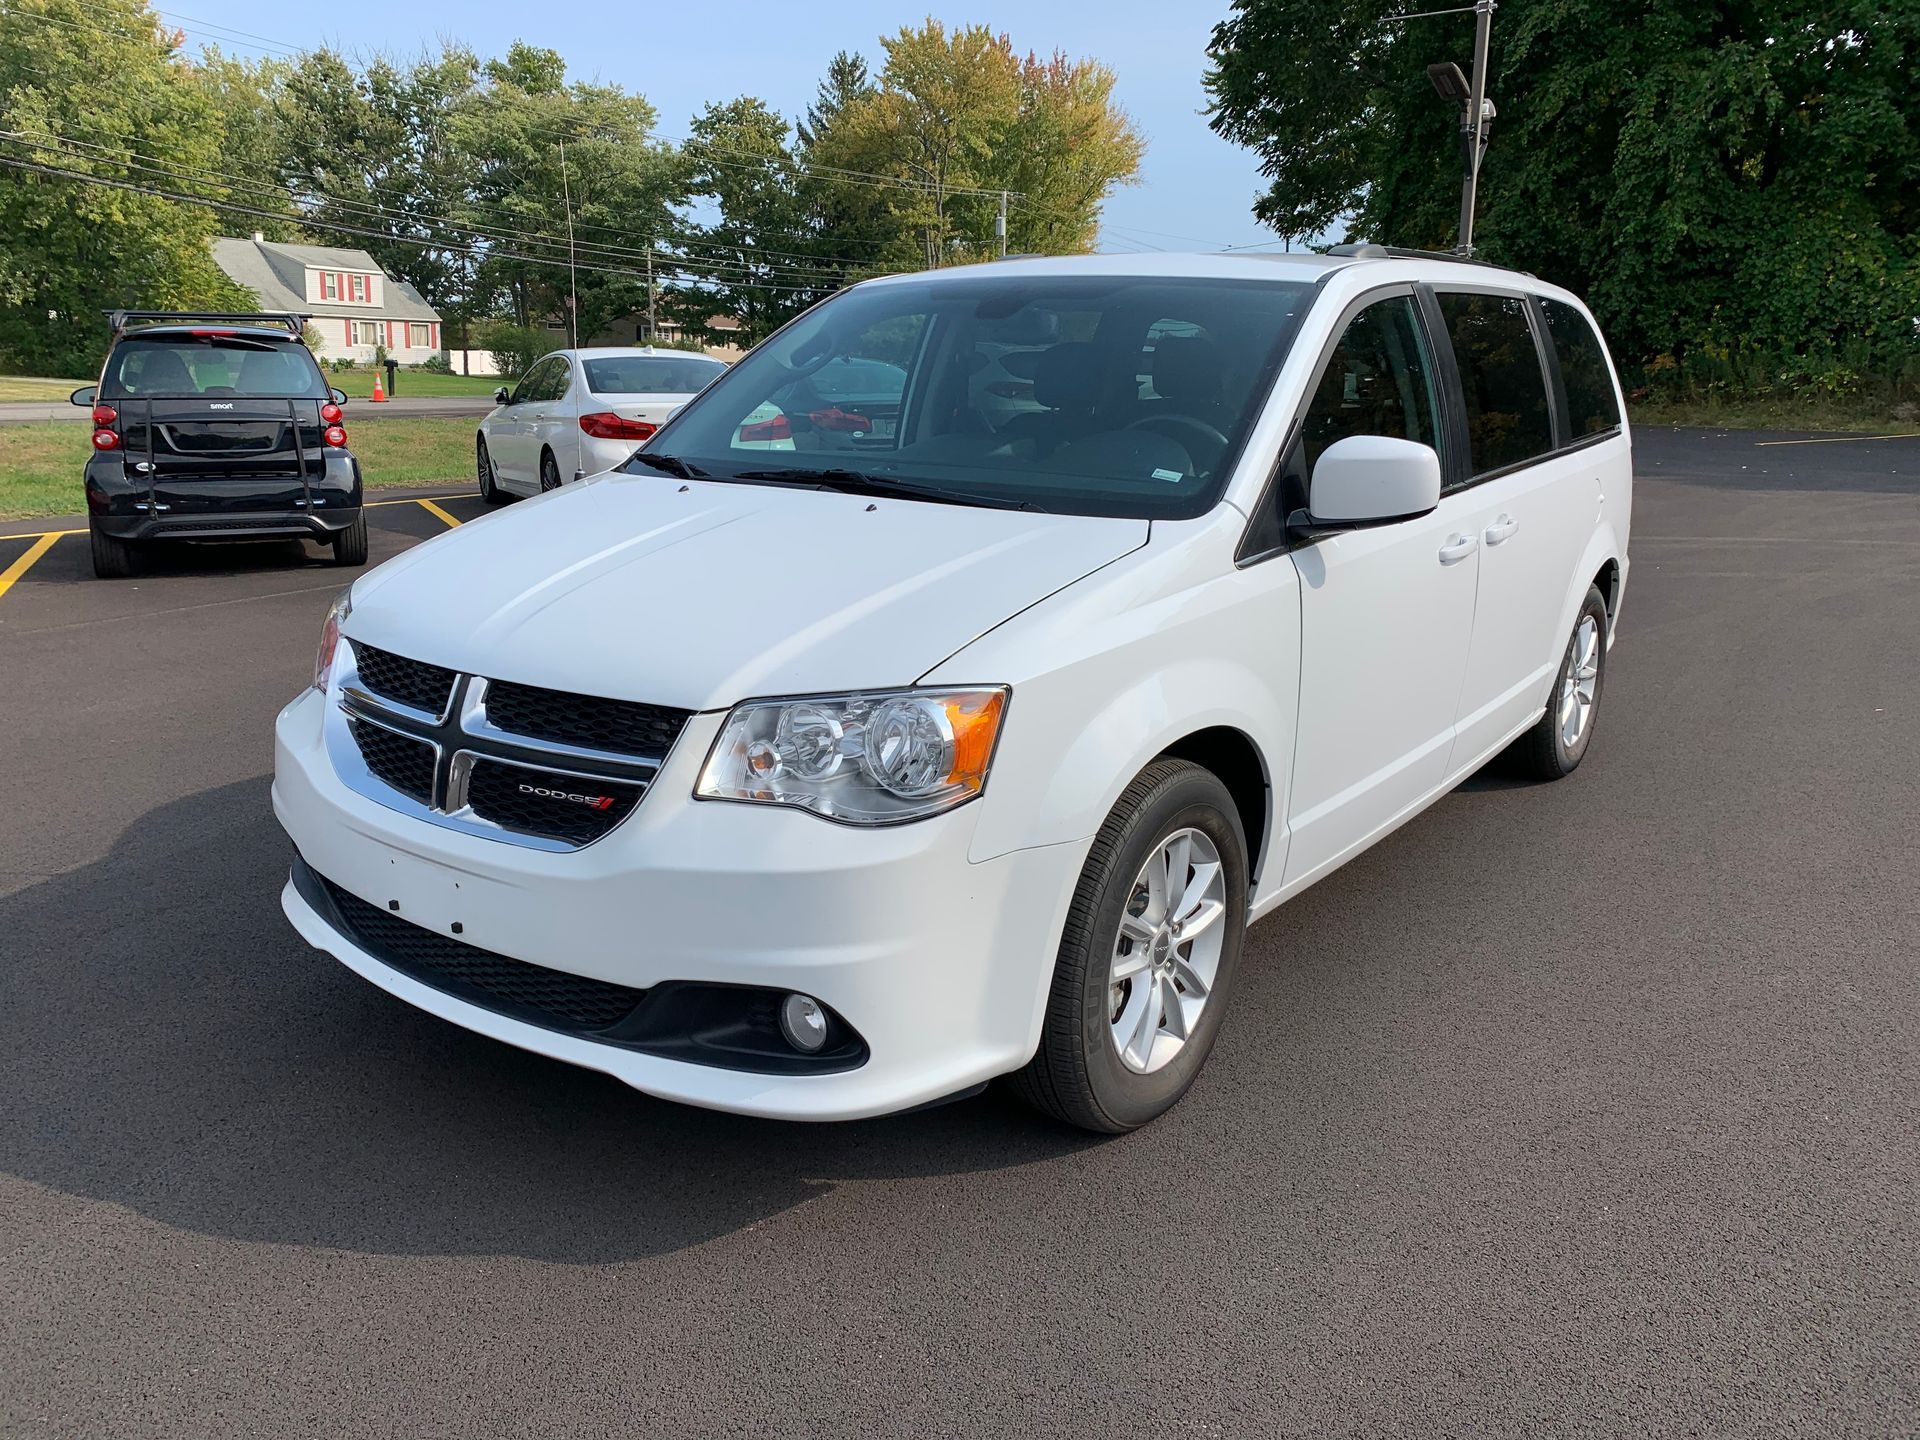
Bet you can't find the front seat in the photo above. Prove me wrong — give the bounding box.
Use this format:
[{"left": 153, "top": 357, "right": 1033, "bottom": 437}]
[
  {"left": 121, "top": 348, "right": 196, "bottom": 396},
  {"left": 1148, "top": 334, "right": 1231, "bottom": 432},
  {"left": 998, "top": 342, "right": 1103, "bottom": 457}
]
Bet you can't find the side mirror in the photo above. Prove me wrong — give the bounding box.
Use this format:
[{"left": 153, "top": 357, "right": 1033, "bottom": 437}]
[
  {"left": 494, "top": 386, "right": 512, "bottom": 405},
  {"left": 329, "top": 387, "right": 348, "bottom": 405},
  {"left": 70, "top": 385, "right": 97, "bottom": 406},
  {"left": 1296, "top": 435, "right": 1441, "bottom": 535}
]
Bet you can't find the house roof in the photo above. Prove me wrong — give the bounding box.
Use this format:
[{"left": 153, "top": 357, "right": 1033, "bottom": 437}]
[{"left": 210, "top": 236, "right": 442, "bottom": 322}]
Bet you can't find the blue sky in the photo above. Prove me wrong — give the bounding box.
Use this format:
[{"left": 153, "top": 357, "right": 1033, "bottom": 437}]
[{"left": 165, "top": 0, "right": 1284, "bottom": 254}]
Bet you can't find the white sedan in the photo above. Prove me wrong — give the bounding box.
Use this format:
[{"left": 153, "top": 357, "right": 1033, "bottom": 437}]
[{"left": 474, "top": 347, "right": 728, "bottom": 500}]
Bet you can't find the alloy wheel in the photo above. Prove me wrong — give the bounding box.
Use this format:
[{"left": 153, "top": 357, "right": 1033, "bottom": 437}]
[
  {"left": 1558, "top": 613, "right": 1600, "bottom": 748},
  {"left": 1108, "top": 827, "right": 1227, "bottom": 1074}
]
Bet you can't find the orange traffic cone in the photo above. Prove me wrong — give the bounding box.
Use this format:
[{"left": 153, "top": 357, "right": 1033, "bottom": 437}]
[{"left": 371, "top": 373, "right": 387, "bottom": 403}]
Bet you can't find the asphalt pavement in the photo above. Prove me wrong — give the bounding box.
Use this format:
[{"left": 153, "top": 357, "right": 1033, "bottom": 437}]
[{"left": 1, "top": 429, "right": 1915, "bottom": 1437}]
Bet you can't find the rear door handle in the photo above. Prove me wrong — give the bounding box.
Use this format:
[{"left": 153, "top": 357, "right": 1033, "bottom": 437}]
[
  {"left": 1438, "top": 533, "right": 1478, "bottom": 565},
  {"left": 1484, "top": 513, "right": 1519, "bottom": 545}
]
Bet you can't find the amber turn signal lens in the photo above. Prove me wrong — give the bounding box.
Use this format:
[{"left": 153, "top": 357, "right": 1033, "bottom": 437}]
[{"left": 941, "top": 689, "right": 1006, "bottom": 789}]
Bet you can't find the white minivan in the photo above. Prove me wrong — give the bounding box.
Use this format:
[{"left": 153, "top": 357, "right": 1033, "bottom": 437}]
[{"left": 276, "top": 250, "right": 1631, "bottom": 1132}]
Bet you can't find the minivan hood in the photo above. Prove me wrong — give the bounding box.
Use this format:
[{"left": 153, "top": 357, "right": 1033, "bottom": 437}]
[{"left": 349, "top": 473, "right": 1146, "bottom": 710}]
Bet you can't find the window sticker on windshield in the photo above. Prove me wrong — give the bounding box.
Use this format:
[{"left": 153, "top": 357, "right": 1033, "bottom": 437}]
[{"left": 1152, "top": 468, "right": 1184, "bottom": 483}]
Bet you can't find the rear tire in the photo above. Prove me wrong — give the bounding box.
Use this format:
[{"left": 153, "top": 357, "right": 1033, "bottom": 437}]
[
  {"left": 1511, "top": 584, "right": 1609, "bottom": 779},
  {"left": 539, "top": 449, "right": 562, "bottom": 493},
  {"left": 477, "top": 435, "right": 508, "bottom": 505},
  {"left": 330, "top": 514, "right": 369, "bottom": 567},
  {"left": 89, "top": 519, "right": 139, "bottom": 579},
  {"left": 1010, "top": 758, "right": 1248, "bottom": 1133}
]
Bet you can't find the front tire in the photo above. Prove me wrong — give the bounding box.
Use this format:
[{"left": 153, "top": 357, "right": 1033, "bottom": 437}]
[
  {"left": 1512, "top": 584, "right": 1609, "bottom": 779},
  {"left": 330, "top": 514, "right": 369, "bottom": 567},
  {"left": 1011, "top": 758, "right": 1249, "bottom": 1133},
  {"left": 476, "top": 435, "right": 508, "bottom": 504},
  {"left": 89, "top": 519, "right": 139, "bottom": 579}
]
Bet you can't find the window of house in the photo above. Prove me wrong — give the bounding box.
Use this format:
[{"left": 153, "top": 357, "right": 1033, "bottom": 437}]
[
  {"left": 349, "top": 274, "right": 368, "bottom": 303},
  {"left": 408, "top": 322, "right": 431, "bottom": 348},
  {"left": 321, "top": 272, "right": 339, "bottom": 300},
  {"left": 1436, "top": 291, "right": 1554, "bottom": 475},
  {"left": 351, "top": 320, "right": 382, "bottom": 346},
  {"left": 1540, "top": 299, "right": 1621, "bottom": 438}
]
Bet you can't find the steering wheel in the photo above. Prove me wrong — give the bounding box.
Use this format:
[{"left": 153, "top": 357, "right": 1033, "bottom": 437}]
[{"left": 1125, "top": 414, "right": 1230, "bottom": 471}]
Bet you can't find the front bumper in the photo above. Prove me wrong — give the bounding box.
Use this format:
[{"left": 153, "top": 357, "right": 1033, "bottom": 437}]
[{"left": 273, "top": 688, "right": 1085, "bottom": 1120}]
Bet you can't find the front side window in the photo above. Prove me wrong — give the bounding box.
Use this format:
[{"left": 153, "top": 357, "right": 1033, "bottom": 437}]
[
  {"left": 1540, "top": 299, "right": 1621, "bottom": 437},
  {"left": 1299, "top": 294, "right": 1442, "bottom": 473},
  {"left": 1436, "top": 291, "right": 1553, "bottom": 475},
  {"left": 100, "top": 336, "right": 327, "bottom": 399},
  {"left": 638, "top": 274, "right": 1315, "bottom": 519}
]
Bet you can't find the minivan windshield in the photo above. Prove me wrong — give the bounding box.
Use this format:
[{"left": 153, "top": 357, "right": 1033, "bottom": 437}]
[
  {"left": 99, "top": 335, "right": 329, "bottom": 400},
  {"left": 584, "top": 355, "right": 726, "bottom": 395},
  {"left": 630, "top": 274, "right": 1316, "bottom": 518}
]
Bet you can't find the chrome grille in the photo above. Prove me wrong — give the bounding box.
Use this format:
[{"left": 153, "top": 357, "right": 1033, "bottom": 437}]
[{"left": 324, "top": 642, "right": 677, "bottom": 851}]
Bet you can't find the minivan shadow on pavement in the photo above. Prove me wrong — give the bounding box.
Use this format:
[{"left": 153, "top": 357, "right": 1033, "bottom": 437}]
[{"left": 0, "top": 778, "right": 1094, "bottom": 1264}]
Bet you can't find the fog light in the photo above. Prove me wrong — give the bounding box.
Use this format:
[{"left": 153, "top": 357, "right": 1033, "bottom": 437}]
[{"left": 779, "top": 993, "right": 828, "bottom": 1053}]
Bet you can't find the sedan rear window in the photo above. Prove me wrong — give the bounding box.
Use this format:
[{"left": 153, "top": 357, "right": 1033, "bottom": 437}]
[
  {"left": 101, "top": 336, "right": 328, "bottom": 400},
  {"left": 584, "top": 356, "right": 726, "bottom": 395}
]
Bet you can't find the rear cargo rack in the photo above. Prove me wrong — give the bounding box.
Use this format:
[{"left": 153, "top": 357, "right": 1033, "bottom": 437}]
[{"left": 107, "top": 310, "right": 308, "bottom": 338}]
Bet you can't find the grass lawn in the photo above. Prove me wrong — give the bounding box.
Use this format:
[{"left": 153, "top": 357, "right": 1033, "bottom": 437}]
[
  {"left": 0, "top": 418, "right": 475, "bottom": 521},
  {"left": 0, "top": 377, "right": 88, "bottom": 402},
  {"left": 328, "top": 369, "right": 504, "bottom": 399}
]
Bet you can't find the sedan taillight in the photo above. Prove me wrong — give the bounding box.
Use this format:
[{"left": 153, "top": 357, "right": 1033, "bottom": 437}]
[{"left": 578, "top": 412, "right": 659, "bottom": 441}]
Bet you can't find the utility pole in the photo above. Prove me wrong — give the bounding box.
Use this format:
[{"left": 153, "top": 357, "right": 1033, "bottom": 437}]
[
  {"left": 1456, "top": 0, "right": 1496, "bottom": 256},
  {"left": 559, "top": 134, "right": 579, "bottom": 348},
  {"left": 996, "top": 191, "right": 1008, "bottom": 259},
  {"left": 645, "top": 248, "right": 656, "bottom": 343}
]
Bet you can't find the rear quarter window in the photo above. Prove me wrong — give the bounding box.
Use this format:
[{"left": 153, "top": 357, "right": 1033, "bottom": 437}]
[{"left": 1541, "top": 299, "right": 1622, "bottom": 436}]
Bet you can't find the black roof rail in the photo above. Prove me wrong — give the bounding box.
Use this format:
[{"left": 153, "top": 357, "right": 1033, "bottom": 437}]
[
  {"left": 107, "top": 310, "right": 308, "bottom": 338},
  {"left": 1324, "top": 243, "right": 1532, "bottom": 275}
]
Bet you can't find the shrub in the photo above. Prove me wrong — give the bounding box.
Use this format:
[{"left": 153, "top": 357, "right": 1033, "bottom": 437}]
[
  {"left": 417, "top": 350, "right": 452, "bottom": 373},
  {"left": 474, "top": 320, "right": 563, "bottom": 380}
]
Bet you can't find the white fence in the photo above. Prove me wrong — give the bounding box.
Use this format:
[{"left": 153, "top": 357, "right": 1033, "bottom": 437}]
[{"left": 443, "top": 349, "right": 504, "bottom": 377}]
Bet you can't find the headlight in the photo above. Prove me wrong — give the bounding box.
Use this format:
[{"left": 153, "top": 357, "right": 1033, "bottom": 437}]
[
  {"left": 312, "top": 589, "right": 352, "bottom": 693},
  {"left": 696, "top": 688, "right": 1008, "bottom": 824}
]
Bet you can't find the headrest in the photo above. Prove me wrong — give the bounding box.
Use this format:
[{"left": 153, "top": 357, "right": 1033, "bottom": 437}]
[
  {"left": 1031, "top": 342, "right": 1102, "bottom": 411},
  {"left": 1151, "top": 335, "right": 1224, "bottom": 406}
]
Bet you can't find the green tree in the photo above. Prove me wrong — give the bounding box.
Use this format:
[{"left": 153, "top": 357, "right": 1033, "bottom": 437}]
[
  {"left": 450, "top": 43, "right": 682, "bottom": 346},
  {"left": 0, "top": 0, "right": 253, "bottom": 375},
  {"left": 1205, "top": 0, "right": 1920, "bottom": 395}
]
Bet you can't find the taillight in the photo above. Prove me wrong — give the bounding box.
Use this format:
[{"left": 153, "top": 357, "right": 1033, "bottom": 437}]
[
  {"left": 91, "top": 404, "right": 118, "bottom": 426},
  {"left": 92, "top": 429, "right": 121, "bottom": 450},
  {"left": 320, "top": 402, "right": 343, "bottom": 423},
  {"left": 323, "top": 425, "right": 348, "bottom": 447},
  {"left": 737, "top": 413, "right": 793, "bottom": 443},
  {"left": 578, "top": 412, "right": 658, "bottom": 441}
]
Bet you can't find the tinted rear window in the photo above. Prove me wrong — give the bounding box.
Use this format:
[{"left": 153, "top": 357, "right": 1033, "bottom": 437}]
[
  {"left": 1436, "top": 292, "right": 1553, "bottom": 475},
  {"left": 1541, "top": 300, "right": 1621, "bottom": 436},
  {"left": 583, "top": 356, "right": 726, "bottom": 395},
  {"left": 101, "top": 336, "right": 327, "bottom": 400}
]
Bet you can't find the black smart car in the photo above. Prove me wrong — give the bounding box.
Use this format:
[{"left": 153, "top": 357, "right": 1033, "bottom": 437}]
[{"left": 71, "top": 311, "right": 367, "bottom": 578}]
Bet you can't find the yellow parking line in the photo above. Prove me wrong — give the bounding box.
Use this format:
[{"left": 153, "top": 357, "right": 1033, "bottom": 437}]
[
  {"left": 415, "top": 498, "right": 462, "bottom": 528},
  {"left": 365, "top": 493, "right": 468, "bottom": 508},
  {"left": 0, "top": 532, "right": 63, "bottom": 602},
  {"left": 0, "top": 526, "right": 85, "bottom": 542}
]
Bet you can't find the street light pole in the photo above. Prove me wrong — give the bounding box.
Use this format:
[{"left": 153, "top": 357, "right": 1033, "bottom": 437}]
[{"left": 1457, "top": 0, "right": 1495, "bottom": 255}]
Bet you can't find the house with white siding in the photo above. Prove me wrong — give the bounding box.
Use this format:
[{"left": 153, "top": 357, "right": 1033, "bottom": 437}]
[{"left": 210, "top": 235, "right": 443, "bottom": 365}]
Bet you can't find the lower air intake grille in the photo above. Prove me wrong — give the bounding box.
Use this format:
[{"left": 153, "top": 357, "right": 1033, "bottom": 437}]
[
  {"left": 485, "top": 679, "right": 690, "bottom": 758},
  {"left": 318, "top": 872, "right": 645, "bottom": 1033},
  {"left": 353, "top": 642, "right": 458, "bottom": 716},
  {"left": 347, "top": 716, "right": 435, "bottom": 803},
  {"left": 463, "top": 758, "right": 645, "bottom": 846}
]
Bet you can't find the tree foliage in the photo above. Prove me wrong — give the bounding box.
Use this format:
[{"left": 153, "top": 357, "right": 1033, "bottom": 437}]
[
  {"left": 1205, "top": 1, "right": 1920, "bottom": 395},
  {"left": 0, "top": 0, "right": 252, "bottom": 374}
]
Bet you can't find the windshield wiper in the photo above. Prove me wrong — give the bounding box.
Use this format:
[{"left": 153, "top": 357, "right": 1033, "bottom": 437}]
[
  {"left": 730, "top": 467, "right": 1047, "bottom": 513},
  {"left": 623, "top": 452, "right": 706, "bottom": 480}
]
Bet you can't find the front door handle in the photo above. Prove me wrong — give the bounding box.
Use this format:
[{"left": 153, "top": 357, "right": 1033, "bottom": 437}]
[
  {"left": 1438, "top": 533, "right": 1478, "bottom": 565},
  {"left": 1484, "top": 513, "right": 1519, "bottom": 545}
]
